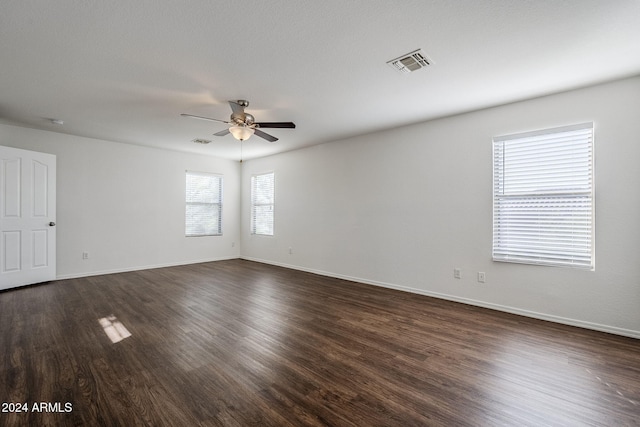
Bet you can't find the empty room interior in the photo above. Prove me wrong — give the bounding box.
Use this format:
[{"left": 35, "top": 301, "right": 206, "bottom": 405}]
[{"left": 1, "top": 1, "right": 640, "bottom": 426}]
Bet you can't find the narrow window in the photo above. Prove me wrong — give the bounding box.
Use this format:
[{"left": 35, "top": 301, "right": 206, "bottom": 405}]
[
  {"left": 492, "top": 123, "right": 594, "bottom": 269},
  {"left": 185, "top": 171, "right": 222, "bottom": 236},
  {"left": 251, "top": 172, "right": 275, "bottom": 235}
]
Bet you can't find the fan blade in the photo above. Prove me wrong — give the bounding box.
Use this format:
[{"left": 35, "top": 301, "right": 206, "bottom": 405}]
[
  {"left": 255, "top": 122, "right": 296, "bottom": 129},
  {"left": 228, "top": 100, "right": 246, "bottom": 116},
  {"left": 213, "top": 129, "right": 230, "bottom": 137},
  {"left": 254, "top": 129, "right": 278, "bottom": 143},
  {"left": 181, "top": 113, "right": 228, "bottom": 124}
]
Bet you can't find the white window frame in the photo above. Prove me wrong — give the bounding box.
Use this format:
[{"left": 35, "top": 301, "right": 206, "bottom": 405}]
[
  {"left": 492, "top": 122, "right": 594, "bottom": 269},
  {"left": 251, "top": 172, "right": 275, "bottom": 236},
  {"left": 185, "top": 171, "right": 223, "bottom": 237}
]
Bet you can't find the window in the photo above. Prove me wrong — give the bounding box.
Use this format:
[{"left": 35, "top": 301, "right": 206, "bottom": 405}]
[
  {"left": 185, "top": 171, "right": 222, "bottom": 236},
  {"left": 492, "top": 123, "right": 594, "bottom": 269},
  {"left": 251, "top": 172, "right": 275, "bottom": 235}
]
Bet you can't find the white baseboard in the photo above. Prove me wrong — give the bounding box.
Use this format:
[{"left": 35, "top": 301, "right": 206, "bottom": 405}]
[
  {"left": 56, "top": 256, "right": 240, "bottom": 281},
  {"left": 241, "top": 256, "right": 640, "bottom": 340}
]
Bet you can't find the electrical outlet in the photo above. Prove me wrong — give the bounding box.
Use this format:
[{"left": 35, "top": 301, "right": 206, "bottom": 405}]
[
  {"left": 478, "top": 272, "right": 486, "bottom": 283},
  {"left": 454, "top": 268, "right": 462, "bottom": 279},
  {"left": 82, "top": 252, "right": 89, "bottom": 260},
  {"left": 288, "top": 247, "right": 293, "bottom": 255}
]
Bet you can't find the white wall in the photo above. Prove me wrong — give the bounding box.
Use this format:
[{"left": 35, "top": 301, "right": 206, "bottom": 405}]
[
  {"left": 0, "top": 124, "right": 241, "bottom": 278},
  {"left": 241, "top": 76, "right": 640, "bottom": 338}
]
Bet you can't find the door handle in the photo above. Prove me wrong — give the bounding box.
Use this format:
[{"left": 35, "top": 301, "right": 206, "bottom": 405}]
[{"left": 49, "top": 222, "right": 56, "bottom": 226}]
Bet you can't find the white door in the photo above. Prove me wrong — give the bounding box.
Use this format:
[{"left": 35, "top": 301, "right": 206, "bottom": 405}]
[{"left": 0, "top": 145, "right": 56, "bottom": 290}]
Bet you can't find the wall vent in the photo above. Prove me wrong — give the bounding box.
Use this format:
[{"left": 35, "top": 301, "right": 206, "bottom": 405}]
[
  {"left": 387, "top": 49, "right": 432, "bottom": 73},
  {"left": 192, "top": 138, "right": 211, "bottom": 144}
]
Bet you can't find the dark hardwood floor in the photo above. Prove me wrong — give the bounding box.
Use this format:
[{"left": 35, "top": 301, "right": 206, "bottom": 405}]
[{"left": 1, "top": 259, "right": 639, "bottom": 426}]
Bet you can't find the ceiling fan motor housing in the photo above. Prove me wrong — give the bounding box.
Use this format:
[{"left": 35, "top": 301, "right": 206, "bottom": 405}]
[
  {"left": 230, "top": 100, "right": 254, "bottom": 125},
  {"left": 245, "top": 114, "right": 255, "bottom": 125}
]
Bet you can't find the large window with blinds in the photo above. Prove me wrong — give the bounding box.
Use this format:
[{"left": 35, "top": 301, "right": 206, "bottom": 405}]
[
  {"left": 185, "top": 171, "right": 223, "bottom": 236},
  {"left": 492, "top": 123, "right": 594, "bottom": 269},
  {"left": 251, "top": 172, "right": 275, "bottom": 236}
]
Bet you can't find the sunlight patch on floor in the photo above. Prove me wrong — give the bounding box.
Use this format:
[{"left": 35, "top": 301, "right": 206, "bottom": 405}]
[{"left": 98, "top": 315, "right": 132, "bottom": 343}]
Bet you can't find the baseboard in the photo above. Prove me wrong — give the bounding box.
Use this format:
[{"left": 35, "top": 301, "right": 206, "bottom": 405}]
[
  {"left": 56, "top": 256, "right": 240, "bottom": 281},
  {"left": 241, "top": 256, "right": 640, "bottom": 340}
]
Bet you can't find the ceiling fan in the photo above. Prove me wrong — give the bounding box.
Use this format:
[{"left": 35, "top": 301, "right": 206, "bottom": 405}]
[{"left": 181, "top": 100, "right": 295, "bottom": 142}]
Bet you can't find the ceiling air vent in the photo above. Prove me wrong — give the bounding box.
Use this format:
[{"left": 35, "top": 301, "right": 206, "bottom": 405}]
[
  {"left": 387, "top": 49, "right": 432, "bottom": 73},
  {"left": 192, "top": 138, "right": 211, "bottom": 144}
]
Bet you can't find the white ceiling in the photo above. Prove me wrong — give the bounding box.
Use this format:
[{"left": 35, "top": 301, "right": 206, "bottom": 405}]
[{"left": 2, "top": 1, "right": 640, "bottom": 161}]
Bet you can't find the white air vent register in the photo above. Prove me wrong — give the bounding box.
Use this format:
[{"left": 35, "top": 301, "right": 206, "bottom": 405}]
[{"left": 387, "top": 49, "right": 432, "bottom": 73}]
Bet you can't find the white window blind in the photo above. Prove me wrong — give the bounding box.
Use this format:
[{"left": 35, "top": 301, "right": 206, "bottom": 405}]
[
  {"left": 251, "top": 172, "right": 274, "bottom": 235},
  {"left": 185, "top": 171, "right": 222, "bottom": 236},
  {"left": 492, "top": 123, "right": 594, "bottom": 269}
]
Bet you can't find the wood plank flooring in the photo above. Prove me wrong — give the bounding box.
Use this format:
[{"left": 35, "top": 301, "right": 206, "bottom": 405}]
[{"left": 1, "top": 259, "right": 639, "bottom": 426}]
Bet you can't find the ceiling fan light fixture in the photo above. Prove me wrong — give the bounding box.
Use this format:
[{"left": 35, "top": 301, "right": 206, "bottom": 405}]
[{"left": 229, "top": 125, "right": 254, "bottom": 141}]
